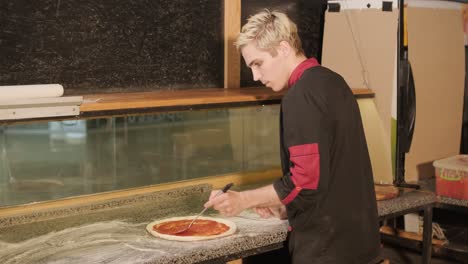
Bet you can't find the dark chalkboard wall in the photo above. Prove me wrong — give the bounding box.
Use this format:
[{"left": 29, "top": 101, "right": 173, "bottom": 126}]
[
  {"left": 0, "top": 0, "right": 223, "bottom": 95},
  {"left": 0, "top": 0, "right": 326, "bottom": 94},
  {"left": 241, "top": 0, "right": 327, "bottom": 88}
]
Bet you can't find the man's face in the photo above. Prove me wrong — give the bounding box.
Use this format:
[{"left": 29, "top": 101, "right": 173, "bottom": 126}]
[{"left": 241, "top": 42, "right": 289, "bottom": 92}]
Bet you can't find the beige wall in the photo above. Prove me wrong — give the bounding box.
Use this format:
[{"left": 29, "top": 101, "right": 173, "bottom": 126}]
[{"left": 405, "top": 6, "right": 465, "bottom": 181}]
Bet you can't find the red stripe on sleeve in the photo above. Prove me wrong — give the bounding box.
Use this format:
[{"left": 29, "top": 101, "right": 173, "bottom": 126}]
[
  {"left": 289, "top": 143, "right": 320, "bottom": 190},
  {"left": 281, "top": 186, "right": 302, "bottom": 205}
]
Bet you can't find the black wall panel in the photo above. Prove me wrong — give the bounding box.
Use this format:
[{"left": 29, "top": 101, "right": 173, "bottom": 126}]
[{"left": 0, "top": 0, "right": 223, "bottom": 95}]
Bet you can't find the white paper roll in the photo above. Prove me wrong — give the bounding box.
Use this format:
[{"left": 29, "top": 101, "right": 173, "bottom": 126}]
[{"left": 0, "top": 84, "right": 64, "bottom": 100}]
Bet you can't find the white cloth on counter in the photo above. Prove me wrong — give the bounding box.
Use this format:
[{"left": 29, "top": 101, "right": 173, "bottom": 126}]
[{"left": 0, "top": 84, "right": 64, "bottom": 100}]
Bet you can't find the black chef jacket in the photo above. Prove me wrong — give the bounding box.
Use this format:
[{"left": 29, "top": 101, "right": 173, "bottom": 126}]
[{"left": 273, "top": 65, "right": 381, "bottom": 264}]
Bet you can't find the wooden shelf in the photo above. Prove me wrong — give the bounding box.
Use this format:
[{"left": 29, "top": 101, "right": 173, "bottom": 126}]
[
  {"left": 0, "top": 87, "right": 374, "bottom": 123},
  {"left": 80, "top": 87, "right": 374, "bottom": 117}
]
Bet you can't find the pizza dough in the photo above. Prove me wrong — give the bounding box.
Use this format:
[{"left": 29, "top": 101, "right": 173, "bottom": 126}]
[
  {"left": 146, "top": 216, "right": 237, "bottom": 241},
  {"left": 375, "top": 184, "right": 399, "bottom": 201},
  {"left": 376, "top": 192, "right": 398, "bottom": 201}
]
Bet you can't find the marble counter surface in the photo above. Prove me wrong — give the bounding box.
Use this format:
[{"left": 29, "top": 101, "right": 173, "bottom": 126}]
[
  {"left": 0, "top": 184, "right": 439, "bottom": 264},
  {"left": 0, "top": 184, "right": 287, "bottom": 264},
  {"left": 0, "top": 212, "right": 287, "bottom": 264}
]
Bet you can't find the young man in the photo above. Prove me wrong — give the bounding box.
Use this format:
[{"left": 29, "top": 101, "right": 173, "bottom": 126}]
[{"left": 204, "top": 10, "right": 381, "bottom": 264}]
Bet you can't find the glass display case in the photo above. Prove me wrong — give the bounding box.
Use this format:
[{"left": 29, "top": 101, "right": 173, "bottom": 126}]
[{"left": 0, "top": 105, "right": 280, "bottom": 207}]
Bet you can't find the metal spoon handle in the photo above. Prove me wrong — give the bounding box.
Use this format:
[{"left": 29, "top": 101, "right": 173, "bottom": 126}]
[
  {"left": 220, "top": 182, "right": 234, "bottom": 193},
  {"left": 185, "top": 183, "right": 234, "bottom": 231}
]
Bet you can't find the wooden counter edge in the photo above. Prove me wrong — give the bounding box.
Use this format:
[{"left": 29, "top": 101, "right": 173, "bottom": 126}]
[{"left": 80, "top": 87, "right": 374, "bottom": 113}]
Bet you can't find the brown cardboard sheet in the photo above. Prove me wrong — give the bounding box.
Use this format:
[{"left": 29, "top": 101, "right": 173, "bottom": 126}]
[
  {"left": 322, "top": 9, "right": 398, "bottom": 137},
  {"left": 321, "top": 9, "right": 398, "bottom": 183},
  {"left": 405, "top": 7, "right": 465, "bottom": 181}
]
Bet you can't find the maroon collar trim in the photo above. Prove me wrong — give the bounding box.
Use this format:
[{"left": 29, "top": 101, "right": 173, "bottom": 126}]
[{"left": 288, "top": 57, "right": 320, "bottom": 87}]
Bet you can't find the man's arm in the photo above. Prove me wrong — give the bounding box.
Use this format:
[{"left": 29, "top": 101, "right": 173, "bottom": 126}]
[{"left": 204, "top": 184, "right": 282, "bottom": 217}]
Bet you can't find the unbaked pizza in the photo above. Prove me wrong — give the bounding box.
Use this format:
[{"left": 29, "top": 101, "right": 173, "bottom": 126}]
[{"left": 146, "top": 216, "right": 237, "bottom": 241}]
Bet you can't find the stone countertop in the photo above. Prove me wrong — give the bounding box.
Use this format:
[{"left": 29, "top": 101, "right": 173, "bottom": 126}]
[
  {"left": 419, "top": 178, "right": 468, "bottom": 208},
  {"left": 437, "top": 196, "right": 468, "bottom": 208},
  {"left": 0, "top": 184, "right": 438, "bottom": 264},
  {"left": 0, "top": 212, "right": 287, "bottom": 264},
  {"left": 0, "top": 184, "right": 287, "bottom": 264},
  {"left": 377, "top": 188, "right": 437, "bottom": 218}
]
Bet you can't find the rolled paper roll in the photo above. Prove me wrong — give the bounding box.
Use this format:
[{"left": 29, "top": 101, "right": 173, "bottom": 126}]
[{"left": 0, "top": 84, "right": 64, "bottom": 100}]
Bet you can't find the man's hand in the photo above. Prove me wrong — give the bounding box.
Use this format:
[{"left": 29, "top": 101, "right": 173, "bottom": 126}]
[
  {"left": 254, "top": 207, "right": 273, "bottom": 218},
  {"left": 204, "top": 184, "right": 282, "bottom": 217},
  {"left": 254, "top": 205, "right": 287, "bottom": 219},
  {"left": 204, "top": 190, "right": 247, "bottom": 217}
]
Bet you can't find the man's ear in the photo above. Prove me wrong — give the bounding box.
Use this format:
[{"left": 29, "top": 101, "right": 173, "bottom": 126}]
[{"left": 278, "top": 40, "right": 292, "bottom": 57}]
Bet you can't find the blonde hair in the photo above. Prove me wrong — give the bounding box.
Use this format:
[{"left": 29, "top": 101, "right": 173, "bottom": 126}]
[{"left": 235, "top": 9, "right": 304, "bottom": 56}]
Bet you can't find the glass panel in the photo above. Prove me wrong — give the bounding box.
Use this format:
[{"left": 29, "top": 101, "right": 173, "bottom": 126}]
[{"left": 0, "top": 105, "right": 280, "bottom": 207}]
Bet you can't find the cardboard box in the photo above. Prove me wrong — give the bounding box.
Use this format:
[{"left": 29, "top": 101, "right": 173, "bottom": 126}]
[{"left": 433, "top": 155, "right": 468, "bottom": 200}]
